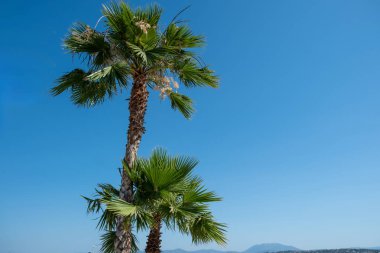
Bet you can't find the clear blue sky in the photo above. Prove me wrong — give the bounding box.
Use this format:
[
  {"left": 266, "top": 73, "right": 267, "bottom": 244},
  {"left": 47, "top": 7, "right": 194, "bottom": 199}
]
[{"left": 1, "top": 0, "right": 380, "bottom": 253}]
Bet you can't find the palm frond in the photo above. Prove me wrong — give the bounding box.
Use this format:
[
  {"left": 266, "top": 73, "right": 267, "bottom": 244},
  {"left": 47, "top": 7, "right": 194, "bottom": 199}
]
[
  {"left": 167, "top": 6, "right": 191, "bottom": 27},
  {"left": 164, "top": 24, "right": 204, "bottom": 48},
  {"left": 83, "top": 195, "right": 102, "bottom": 214},
  {"left": 135, "top": 148, "right": 196, "bottom": 193},
  {"left": 160, "top": 199, "right": 209, "bottom": 226},
  {"left": 169, "top": 92, "right": 194, "bottom": 119},
  {"left": 86, "top": 62, "right": 130, "bottom": 86},
  {"left": 97, "top": 208, "right": 118, "bottom": 231},
  {"left": 189, "top": 213, "right": 227, "bottom": 246},
  {"left": 139, "top": 28, "right": 160, "bottom": 51},
  {"left": 100, "top": 231, "right": 116, "bottom": 253},
  {"left": 71, "top": 81, "right": 114, "bottom": 107},
  {"left": 174, "top": 59, "right": 219, "bottom": 88},
  {"left": 103, "top": 197, "right": 152, "bottom": 231},
  {"left": 183, "top": 178, "right": 222, "bottom": 204},
  {"left": 83, "top": 184, "right": 119, "bottom": 231},
  {"left": 100, "top": 230, "right": 139, "bottom": 253},
  {"left": 52, "top": 68, "right": 119, "bottom": 107},
  {"left": 145, "top": 46, "right": 178, "bottom": 66},
  {"left": 102, "top": 2, "right": 135, "bottom": 38},
  {"left": 127, "top": 42, "right": 147, "bottom": 64},
  {"left": 174, "top": 155, "right": 198, "bottom": 176},
  {"left": 135, "top": 4, "right": 162, "bottom": 27},
  {"left": 103, "top": 198, "right": 138, "bottom": 216},
  {"left": 97, "top": 183, "right": 120, "bottom": 197},
  {"left": 52, "top": 69, "right": 86, "bottom": 96},
  {"left": 131, "top": 231, "right": 139, "bottom": 253},
  {"left": 64, "top": 23, "right": 111, "bottom": 66}
]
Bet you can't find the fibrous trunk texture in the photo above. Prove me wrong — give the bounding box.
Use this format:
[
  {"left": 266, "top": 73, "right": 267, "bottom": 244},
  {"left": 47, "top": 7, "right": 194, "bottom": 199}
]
[
  {"left": 115, "top": 74, "right": 149, "bottom": 253},
  {"left": 145, "top": 214, "right": 162, "bottom": 253}
]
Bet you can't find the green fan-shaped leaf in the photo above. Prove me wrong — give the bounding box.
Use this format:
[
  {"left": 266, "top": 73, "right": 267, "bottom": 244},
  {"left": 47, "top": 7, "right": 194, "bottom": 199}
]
[{"left": 169, "top": 92, "right": 194, "bottom": 119}]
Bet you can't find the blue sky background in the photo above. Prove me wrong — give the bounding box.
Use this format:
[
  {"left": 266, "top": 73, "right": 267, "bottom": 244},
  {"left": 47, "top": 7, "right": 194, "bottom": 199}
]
[{"left": 1, "top": 0, "right": 380, "bottom": 253}]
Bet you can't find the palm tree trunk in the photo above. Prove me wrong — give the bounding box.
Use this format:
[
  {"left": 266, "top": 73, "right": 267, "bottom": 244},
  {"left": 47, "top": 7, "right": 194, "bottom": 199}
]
[
  {"left": 115, "top": 74, "right": 149, "bottom": 253},
  {"left": 145, "top": 214, "right": 162, "bottom": 253}
]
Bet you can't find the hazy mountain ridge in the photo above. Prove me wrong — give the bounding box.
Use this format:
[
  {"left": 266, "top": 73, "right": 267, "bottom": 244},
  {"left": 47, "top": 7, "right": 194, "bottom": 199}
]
[
  {"left": 245, "top": 243, "right": 300, "bottom": 253},
  {"left": 161, "top": 243, "right": 380, "bottom": 253},
  {"left": 277, "top": 249, "right": 380, "bottom": 253},
  {"left": 162, "top": 243, "right": 298, "bottom": 253}
]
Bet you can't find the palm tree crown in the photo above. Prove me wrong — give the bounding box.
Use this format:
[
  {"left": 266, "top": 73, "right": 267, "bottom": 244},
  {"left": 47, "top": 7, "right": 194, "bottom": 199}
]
[
  {"left": 85, "top": 148, "right": 226, "bottom": 253},
  {"left": 52, "top": 2, "right": 218, "bottom": 118}
]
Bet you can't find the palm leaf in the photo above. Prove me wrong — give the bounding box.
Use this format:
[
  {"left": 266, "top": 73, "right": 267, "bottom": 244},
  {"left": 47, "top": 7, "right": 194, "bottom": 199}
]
[
  {"left": 86, "top": 62, "right": 130, "bottom": 86},
  {"left": 52, "top": 68, "right": 119, "bottom": 107},
  {"left": 169, "top": 92, "right": 194, "bottom": 119},
  {"left": 64, "top": 23, "right": 111, "bottom": 66},
  {"left": 164, "top": 24, "right": 204, "bottom": 48},
  {"left": 189, "top": 213, "right": 227, "bottom": 246},
  {"left": 83, "top": 184, "right": 119, "bottom": 231},
  {"left": 102, "top": 2, "right": 135, "bottom": 38},
  {"left": 103, "top": 198, "right": 138, "bottom": 216},
  {"left": 100, "top": 231, "right": 116, "bottom": 253},
  {"left": 134, "top": 4, "right": 162, "bottom": 27},
  {"left": 127, "top": 42, "right": 147, "bottom": 64},
  {"left": 97, "top": 208, "right": 118, "bottom": 231},
  {"left": 183, "top": 182, "right": 222, "bottom": 204},
  {"left": 102, "top": 197, "right": 152, "bottom": 231},
  {"left": 52, "top": 69, "right": 86, "bottom": 96},
  {"left": 136, "top": 148, "right": 196, "bottom": 193},
  {"left": 100, "top": 230, "right": 139, "bottom": 253},
  {"left": 174, "top": 59, "right": 219, "bottom": 88}
]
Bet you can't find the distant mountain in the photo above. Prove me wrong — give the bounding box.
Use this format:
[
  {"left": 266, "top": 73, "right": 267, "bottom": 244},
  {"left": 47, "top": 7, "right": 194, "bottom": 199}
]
[
  {"left": 161, "top": 244, "right": 380, "bottom": 253},
  {"left": 163, "top": 243, "right": 300, "bottom": 253},
  {"left": 244, "top": 243, "right": 300, "bottom": 253},
  {"left": 132, "top": 245, "right": 380, "bottom": 253},
  {"left": 277, "top": 250, "right": 380, "bottom": 253},
  {"left": 163, "top": 249, "right": 237, "bottom": 253}
]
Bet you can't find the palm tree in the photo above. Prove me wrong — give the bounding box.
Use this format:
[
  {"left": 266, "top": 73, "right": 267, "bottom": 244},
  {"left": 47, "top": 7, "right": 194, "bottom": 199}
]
[
  {"left": 52, "top": 3, "right": 218, "bottom": 252},
  {"left": 85, "top": 149, "right": 226, "bottom": 253}
]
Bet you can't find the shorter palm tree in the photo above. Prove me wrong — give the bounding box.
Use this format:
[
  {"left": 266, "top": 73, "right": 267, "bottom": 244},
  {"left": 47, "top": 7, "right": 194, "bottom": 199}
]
[{"left": 84, "top": 148, "right": 226, "bottom": 253}]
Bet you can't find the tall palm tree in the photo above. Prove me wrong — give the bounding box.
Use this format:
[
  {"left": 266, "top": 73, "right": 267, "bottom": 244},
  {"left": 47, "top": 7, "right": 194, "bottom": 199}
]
[
  {"left": 85, "top": 149, "right": 226, "bottom": 253},
  {"left": 52, "top": 3, "right": 218, "bottom": 253}
]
